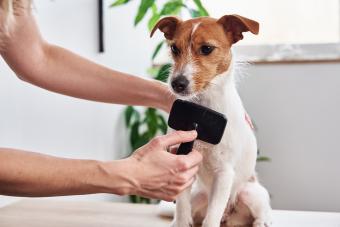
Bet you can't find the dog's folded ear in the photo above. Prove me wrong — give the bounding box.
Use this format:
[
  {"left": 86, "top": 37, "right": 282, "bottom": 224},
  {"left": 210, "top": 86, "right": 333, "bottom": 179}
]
[
  {"left": 217, "top": 14, "right": 259, "bottom": 44},
  {"left": 150, "top": 16, "right": 181, "bottom": 40}
]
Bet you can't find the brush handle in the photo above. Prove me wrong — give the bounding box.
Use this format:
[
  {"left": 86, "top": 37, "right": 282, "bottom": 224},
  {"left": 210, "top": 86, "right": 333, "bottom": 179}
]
[
  {"left": 176, "top": 123, "right": 198, "bottom": 155},
  {"left": 177, "top": 141, "right": 194, "bottom": 155}
]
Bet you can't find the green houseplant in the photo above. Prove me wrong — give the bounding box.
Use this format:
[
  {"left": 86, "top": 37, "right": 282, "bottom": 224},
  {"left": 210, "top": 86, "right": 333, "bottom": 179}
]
[
  {"left": 110, "top": 0, "right": 209, "bottom": 204},
  {"left": 110, "top": 0, "right": 269, "bottom": 203}
]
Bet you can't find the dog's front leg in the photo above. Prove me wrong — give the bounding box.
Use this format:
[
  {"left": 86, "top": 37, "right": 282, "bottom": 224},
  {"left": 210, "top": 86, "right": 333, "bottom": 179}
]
[
  {"left": 202, "top": 166, "right": 234, "bottom": 227},
  {"left": 171, "top": 185, "right": 193, "bottom": 227}
]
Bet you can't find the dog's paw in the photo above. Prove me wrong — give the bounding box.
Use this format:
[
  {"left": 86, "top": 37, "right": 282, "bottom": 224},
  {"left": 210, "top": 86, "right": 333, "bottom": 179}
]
[
  {"left": 170, "top": 219, "right": 193, "bottom": 227},
  {"left": 253, "top": 218, "right": 273, "bottom": 227},
  {"left": 202, "top": 219, "right": 221, "bottom": 227},
  {"left": 170, "top": 223, "right": 193, "bottom": 227}
]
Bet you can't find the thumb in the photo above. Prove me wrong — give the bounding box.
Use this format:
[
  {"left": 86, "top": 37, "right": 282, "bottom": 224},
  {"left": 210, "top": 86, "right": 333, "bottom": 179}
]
[{"left": 158, "top": 130, "right": 197, "bottom": 148}]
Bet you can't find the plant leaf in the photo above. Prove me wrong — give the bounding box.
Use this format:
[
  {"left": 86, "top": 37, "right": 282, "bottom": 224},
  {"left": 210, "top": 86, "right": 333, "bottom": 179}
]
[
  {"left": 130, "top": 195, "right": 137, "bottom": 203},
  {"left": 160, "top": 0, "right": 183, "bottom": 15},
  {"left": 145, "top": 108, "right": 158, "bottom": 136},
  {"left": 133, "top": 132, "right": 151, "bottom": 149},
  {"left": 110, "top": 0, "right": 131, "bottom": 7},
  {"left": 147, "top": 66, "right": 159, "bottom": 77},
  {"left": 124, "top": 106, "right": 141, "bottom": 127},
  {"left": 257, "top": 156, "right": 271, "bottom": 162},
  {"left": 148, "top": 13, "right": 161, "bottom": 31},
  {"left": 135, "top": 195, "right": 141, "bottom": 203},
  {"left": 147, "top": 3, "right": 160, "bottom": 31},
  {"left": 141, "top": 197, "right": 151, "bottom": 204},
  {"left": 152, "top": 41, "right": 164, "bottom": 60},
  {"left": 155, "top": 63, "right": 172, "bottom": 82},
  {"left": 124, "top": 106, "right": 134, "bottom": 127},
  {"left": 188, "top": 8, "right": 200, "bottom": 18},
  {"left": 157, "top": 115, "right": 168, "bottom": 134},
  {"left": 130, "top": 121, "right": 140, "bottom": 148},
  {"left": 134, "top": 0, "right": 155, "bottom": 26},
  {"left": 193, "top": 0, "right": 209, "bottom": 16}
]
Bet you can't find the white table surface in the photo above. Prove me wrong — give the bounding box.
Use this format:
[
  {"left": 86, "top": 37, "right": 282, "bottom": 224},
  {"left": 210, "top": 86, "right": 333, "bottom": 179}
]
[
  {"left": 157, "top": 200, "right": 340, "bottom": 227},
  {"left": 0, "top": 199, "right": 339, "bottom": 227}
]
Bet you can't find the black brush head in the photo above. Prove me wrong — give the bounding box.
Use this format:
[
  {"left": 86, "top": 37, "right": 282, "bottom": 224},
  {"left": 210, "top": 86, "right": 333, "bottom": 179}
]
[{"left": 168, "top": 99, "right": 227, "bottom": 145}]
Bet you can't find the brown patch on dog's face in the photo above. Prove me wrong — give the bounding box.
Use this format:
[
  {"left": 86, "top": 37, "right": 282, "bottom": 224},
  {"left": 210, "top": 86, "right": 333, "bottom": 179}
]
[{"left": 151, "top": 15, "right": 259, "bottom": 97}]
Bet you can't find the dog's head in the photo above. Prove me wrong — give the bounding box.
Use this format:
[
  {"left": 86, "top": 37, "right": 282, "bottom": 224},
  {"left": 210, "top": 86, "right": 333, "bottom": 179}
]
[{"left": 151, "top": 15, "right": 259, "bottom": 98}]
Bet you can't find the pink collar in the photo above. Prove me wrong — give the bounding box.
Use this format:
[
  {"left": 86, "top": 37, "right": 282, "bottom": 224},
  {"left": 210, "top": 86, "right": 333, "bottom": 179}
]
[{"left": 245, "top": 112, "right": 254, "bottom": 130}]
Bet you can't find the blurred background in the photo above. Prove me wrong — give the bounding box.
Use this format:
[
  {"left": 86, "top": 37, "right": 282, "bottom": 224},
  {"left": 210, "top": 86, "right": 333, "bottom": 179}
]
[{"left": 0, "top": 0, "right": 339, "bottom": 212}]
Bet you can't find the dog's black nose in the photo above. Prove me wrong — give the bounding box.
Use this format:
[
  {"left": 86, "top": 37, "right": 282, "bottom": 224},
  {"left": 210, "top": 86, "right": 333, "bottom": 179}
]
[{"left": 171, "top": 76, "right": 189, "bottom": 93}]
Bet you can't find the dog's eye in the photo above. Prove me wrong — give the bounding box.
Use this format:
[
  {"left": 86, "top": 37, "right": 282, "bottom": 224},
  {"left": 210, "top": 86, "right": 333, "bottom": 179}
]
[
  {"left": 171, "top": 44, "right": 180, "bottom": 56},
  {"left": 200, "top": 45, "right": 215, "bottom": 55}
]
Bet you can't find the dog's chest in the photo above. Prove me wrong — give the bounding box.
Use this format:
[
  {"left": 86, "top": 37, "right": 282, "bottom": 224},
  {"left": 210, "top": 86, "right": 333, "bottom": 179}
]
[
  {"left": 193, "top": 86, "right": 238, "bottom": 158},
  {"left": 192, "top": 78, "right": 247, "bottom": 180},
  {"left": 194, "top": 130, "right": 235, "bottom": 171}
]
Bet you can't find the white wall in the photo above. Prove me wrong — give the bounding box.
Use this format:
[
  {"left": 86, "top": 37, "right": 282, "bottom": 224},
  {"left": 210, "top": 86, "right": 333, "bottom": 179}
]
[
  {"left": 203, "top": 0, "right": 340, "bottom": 45},
  {"left": 0, "top": 0, "right": 339, "bottom": 212},
  {"left": 239, "top": 63, "right": 340, "bottom": 212}
]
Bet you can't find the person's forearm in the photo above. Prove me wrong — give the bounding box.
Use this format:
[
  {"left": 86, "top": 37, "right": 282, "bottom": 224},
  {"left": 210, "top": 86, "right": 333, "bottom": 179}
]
[
  {"left": 0, "top": 148, "right": 134, "bottom": 197},
  {"left": 1, "top": 6, "right": 174, "bottom": 112},
  {"left": 30, "top": 44, "right": 173, "bottom": 112}
]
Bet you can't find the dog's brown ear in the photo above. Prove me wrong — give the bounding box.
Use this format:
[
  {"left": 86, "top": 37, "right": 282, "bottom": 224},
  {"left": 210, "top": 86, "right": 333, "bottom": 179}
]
[
  {"left": 150, "top": 16, "right": 181, "bottom": 40},
  {"left": 217, "top": 14, "right": 259, "bottom": 44}
]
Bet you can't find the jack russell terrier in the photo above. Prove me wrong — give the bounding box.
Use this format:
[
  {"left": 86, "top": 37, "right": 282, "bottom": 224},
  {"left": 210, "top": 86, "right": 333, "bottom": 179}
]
[{"left": 151, "top": 15, "right": 272, "bottom": 227}]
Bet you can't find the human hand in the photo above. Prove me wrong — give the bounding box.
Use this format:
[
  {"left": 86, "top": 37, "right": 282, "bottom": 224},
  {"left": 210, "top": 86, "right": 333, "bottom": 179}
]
[{"left": 128, "top": 130, "right": 202, "bottom": 201}]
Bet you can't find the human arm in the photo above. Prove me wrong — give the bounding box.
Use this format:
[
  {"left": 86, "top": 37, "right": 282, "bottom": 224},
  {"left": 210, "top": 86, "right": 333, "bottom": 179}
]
[
  {"left": 0, "top": 3, "right": 175, "bottom": 112},
  {"left": 0, "top": 131, "right": 201, "bottom": 201}
]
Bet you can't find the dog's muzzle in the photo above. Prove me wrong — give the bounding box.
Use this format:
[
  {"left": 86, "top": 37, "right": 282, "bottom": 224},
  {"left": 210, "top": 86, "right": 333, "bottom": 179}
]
[{"left": 171, "top": 75, "right": 189, "bottom": 93}]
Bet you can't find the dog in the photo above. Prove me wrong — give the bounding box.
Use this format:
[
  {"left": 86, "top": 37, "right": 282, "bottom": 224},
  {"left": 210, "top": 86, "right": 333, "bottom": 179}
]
[{"left": 151, "top": 15, "right": 272, "bottom": 227}]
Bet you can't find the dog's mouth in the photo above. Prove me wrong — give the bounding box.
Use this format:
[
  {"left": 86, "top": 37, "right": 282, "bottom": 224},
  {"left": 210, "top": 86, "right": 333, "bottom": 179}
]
[
  {"left": 169, "top": 63, "right": 218, "bottom": 99},
  {"left": 169, "top": 74, "right": 213, "bottom": 100},
  {"left": 169, "top": 82, "right": 205, "bottom": 102},
  {"left": 170, "top": 87, "right": 193, "bottom": 99}
]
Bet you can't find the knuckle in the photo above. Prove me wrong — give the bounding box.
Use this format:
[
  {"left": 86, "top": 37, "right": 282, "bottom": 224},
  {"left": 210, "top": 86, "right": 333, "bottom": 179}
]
[
  {"left": 177, "top": 175, "right": 188, "bottom": 184},
  {"left": 175, "top": 158, "right": 189, "bottom": 170},
  {"left": 174, "top": 187, "right": 182, "bottom": 194},
  {"left": 164, "top": 196, "right": 173, "bottom": 202},
  {"left": 166, "top": 195, "right": 176, "bottom": 202},
  {"left": 115, "top": 188, "right": 129, "bottom": 196},
  {"left": 177, "top": 186, "right": 186, "bottom": 194},
  {"left": 181, "top": 160, "right": 190, "bottom": 170},
  {"left": 151, "top": 137, "right": 163, "bottom": 147}
]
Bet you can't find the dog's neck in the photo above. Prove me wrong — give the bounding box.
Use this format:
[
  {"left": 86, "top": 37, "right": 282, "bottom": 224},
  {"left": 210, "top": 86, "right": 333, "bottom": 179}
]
[{"left": 192, "top": 59, "right": 245, "bottom": 121}]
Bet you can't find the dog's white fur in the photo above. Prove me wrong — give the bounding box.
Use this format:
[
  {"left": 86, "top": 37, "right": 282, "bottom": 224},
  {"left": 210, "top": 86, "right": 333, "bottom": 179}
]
[{"left": 170, "top": 56, "right": 272, "bottom": 227}]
